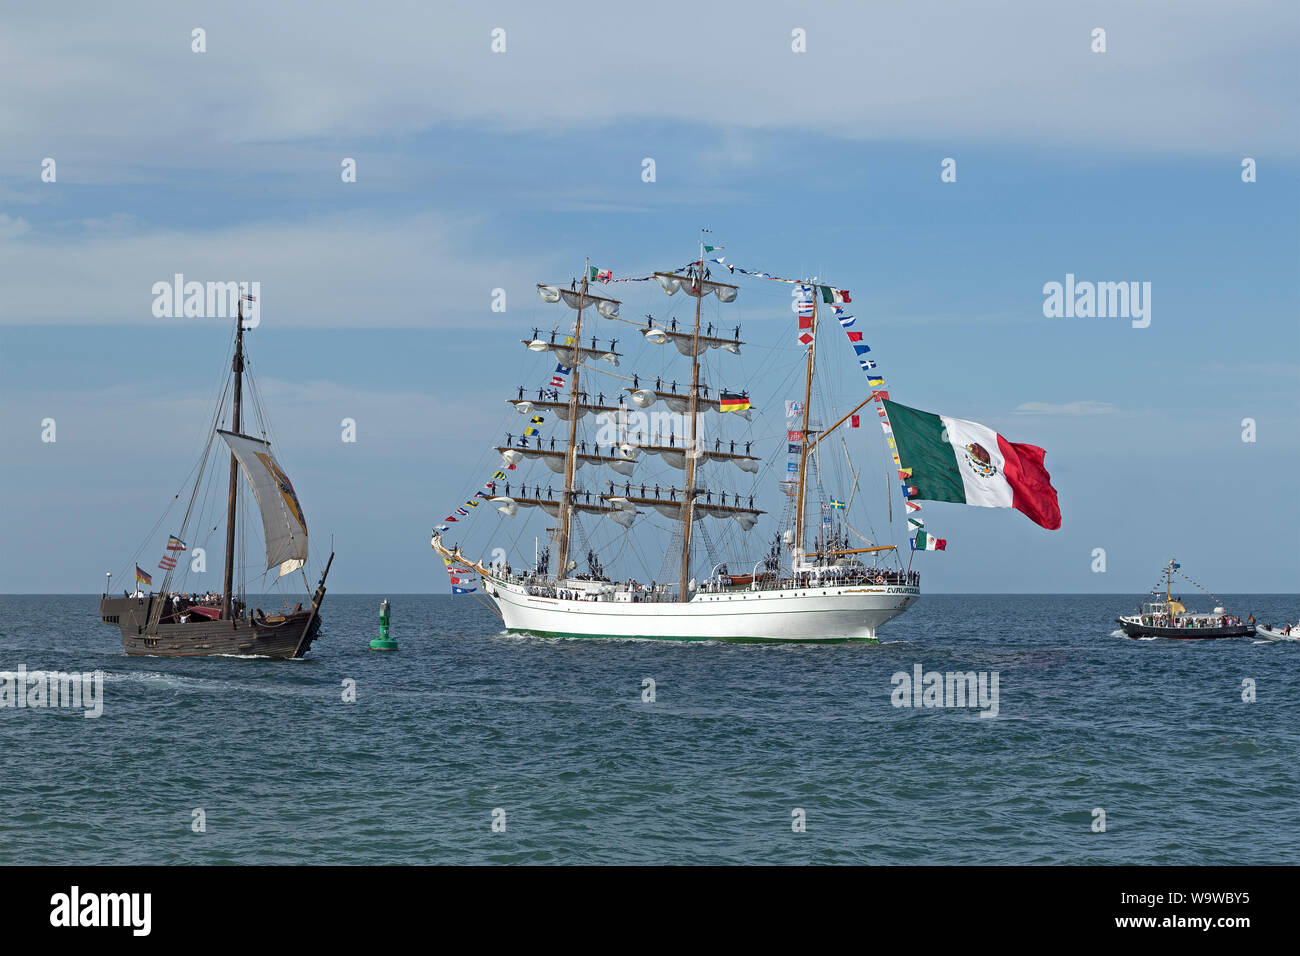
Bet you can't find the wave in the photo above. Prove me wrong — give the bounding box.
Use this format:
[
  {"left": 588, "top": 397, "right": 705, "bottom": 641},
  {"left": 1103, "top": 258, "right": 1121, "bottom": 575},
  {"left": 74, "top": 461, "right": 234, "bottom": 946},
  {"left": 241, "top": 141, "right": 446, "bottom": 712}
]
[{"left": 99, "top": 670, "right": 314, "bottom": 697}]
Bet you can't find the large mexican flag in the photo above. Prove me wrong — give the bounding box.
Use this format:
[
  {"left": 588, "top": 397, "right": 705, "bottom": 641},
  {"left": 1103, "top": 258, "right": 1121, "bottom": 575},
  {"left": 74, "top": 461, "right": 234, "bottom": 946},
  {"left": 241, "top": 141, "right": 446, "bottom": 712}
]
[{"left": 882, "top": 400, "right": 1061, "bottom": 530}]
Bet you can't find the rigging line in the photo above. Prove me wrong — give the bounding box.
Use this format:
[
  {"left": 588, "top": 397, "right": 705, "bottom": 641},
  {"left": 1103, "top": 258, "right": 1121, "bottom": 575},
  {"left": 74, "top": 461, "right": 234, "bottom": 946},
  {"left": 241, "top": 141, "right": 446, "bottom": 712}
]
[
  {"left": 161, "top": 431, "right": 220, "bottom": 593},
  {"left": 151, "top": 366, "right": 236, "bottom": 590},
  {"left": 473, "top": 591, "right": 503, "bottom": 619},
  {"left": 1172, "top": 567, "right": 1226, "bottom": 606},
  {"left": 841, "top": 518, "right": 878, "bottom": 551},
  {"left": 119, "top": 375, "right": 231, "bottom": 581},
  {"left": 840, "top": 436, "right": 866, "bottom": 528},
  {"left": 839, "top": 430, "right": 883, "bottom": 548},
  {"left": 245, "top": 362, "right": 272, "bottom": 440},
  {"left": 488, "top": 511, "right": 534, "bottom": 576},
  {"left": 578, "top": 363, "right": 638, "bottom": 385},
  {"left": 182, "top": 325, "right": 236, "bottom": 471},
  {"left": 596, "top": 311, "right": 658, "bottom": 331},
  {"left": 176, "top": 441, "right": 224, "bottom": 591}
]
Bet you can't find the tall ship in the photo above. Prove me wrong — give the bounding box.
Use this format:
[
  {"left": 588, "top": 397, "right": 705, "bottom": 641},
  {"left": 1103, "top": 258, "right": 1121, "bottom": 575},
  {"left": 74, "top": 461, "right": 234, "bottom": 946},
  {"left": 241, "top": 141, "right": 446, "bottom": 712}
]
[
  {"left": 1116, "top": 560, "right": 1254, "bottom": 640},
  {"left": 99, "top": 300, "right": 333, "bottom": 657},
  {"left": 432, "top": 238, "right": 923, "bottom": 642}
]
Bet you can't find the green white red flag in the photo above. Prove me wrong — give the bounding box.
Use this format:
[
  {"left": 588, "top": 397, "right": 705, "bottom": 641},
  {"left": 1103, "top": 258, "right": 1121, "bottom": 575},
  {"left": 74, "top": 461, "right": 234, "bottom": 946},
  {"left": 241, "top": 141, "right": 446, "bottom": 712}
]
[
  {"left": 882, "top": 399, "right": 1061, "bottom": 530},
  {"left": 912, "top": 530, "right": 946, "bottom": 551}
]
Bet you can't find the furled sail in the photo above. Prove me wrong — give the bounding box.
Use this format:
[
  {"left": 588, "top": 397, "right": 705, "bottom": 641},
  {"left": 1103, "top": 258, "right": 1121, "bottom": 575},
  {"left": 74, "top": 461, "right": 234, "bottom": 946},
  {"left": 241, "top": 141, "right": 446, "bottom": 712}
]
[
  {"left": 600, "top": 491, "right": 762, "bottom": 529},
  {"left": 498, "top": 445, "right": 637, "bottom": 477},
  {"left": 217, "top": 430, "right": 308, "bottom": 576},
  {"left": 629, "top": 388, "right": 754, "bottom": 422},
  {"left": 654, "top": 272, "right": 739, "bottom": 302},
  {"left": 499, "top": 494, "right": 639, "bottom": 528},
  {"left": 523, "top": 338, "right": 620, "bottom": 367},
  {"left": 643, "top": 326, "right": 742, "bottom": 356},
  {"left": 537, "top": 285, "right": 621, "bottom": 318},
  {"left": 509, "top": 398, "right": 622, "bottom": 421},
  {"left": 641, "top": 500, "right": 760, "bottom": 529},
  {"left": 634, "top": 444, "right": 760, "bottom": 473}
]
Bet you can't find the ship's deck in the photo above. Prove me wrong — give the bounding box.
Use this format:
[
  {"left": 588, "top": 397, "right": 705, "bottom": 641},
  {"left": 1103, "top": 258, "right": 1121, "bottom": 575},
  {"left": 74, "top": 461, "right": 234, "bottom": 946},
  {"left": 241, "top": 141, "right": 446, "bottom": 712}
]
[{"left": 508, "top": 568, "right": 920, "bottom": 603}]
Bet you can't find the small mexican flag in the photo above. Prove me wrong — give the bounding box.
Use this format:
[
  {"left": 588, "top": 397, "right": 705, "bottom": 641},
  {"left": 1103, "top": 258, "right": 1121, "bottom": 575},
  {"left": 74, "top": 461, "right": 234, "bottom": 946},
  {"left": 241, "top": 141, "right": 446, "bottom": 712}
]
[
  {"left": 883, "top": 399, "right": 1061, "bottom": 529},
  {"left": 703, "top": 244, "right": 723, "bottom": 253},
  {"left": 589, "top": 267, "right": 612, "bottom": 283},
  {"left": 820, "top": 286, "right": 851, "bottom": 304},
  {"left": 912, "top": 530, "right": 946, "bottom": 551}
]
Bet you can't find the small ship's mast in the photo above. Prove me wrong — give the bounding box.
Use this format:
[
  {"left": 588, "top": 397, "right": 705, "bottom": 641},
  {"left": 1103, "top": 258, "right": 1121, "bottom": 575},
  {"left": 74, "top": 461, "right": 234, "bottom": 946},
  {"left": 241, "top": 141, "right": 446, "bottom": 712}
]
[
  {"left": 678, "top": 235, "right": 707, "bottom": 600},
  {"left": 555, "top": 259, "right": 589, "bottom": 582},
  {"left": 793, "top": 284, "right": 817, "bottom": 561},
  {"left": 221, "top": 302, "right": 246, "bottom": 620}
]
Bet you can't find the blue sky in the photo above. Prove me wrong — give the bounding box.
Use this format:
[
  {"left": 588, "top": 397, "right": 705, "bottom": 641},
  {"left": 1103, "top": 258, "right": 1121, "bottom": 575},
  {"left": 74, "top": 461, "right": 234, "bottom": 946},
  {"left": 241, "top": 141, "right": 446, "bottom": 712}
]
[{"left": 1, "top": 1, "right": 1297, "bottom": 594}]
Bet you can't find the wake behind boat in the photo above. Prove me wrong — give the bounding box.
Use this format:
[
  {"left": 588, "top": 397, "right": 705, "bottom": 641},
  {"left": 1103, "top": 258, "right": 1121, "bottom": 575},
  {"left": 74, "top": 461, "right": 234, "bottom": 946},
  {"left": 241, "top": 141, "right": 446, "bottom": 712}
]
[
  {"left": 1116, "top": 560, "right": 1254, "bottom": 640},
  {"left": 99, "top": 300, "right": 333, "bottom": 658}
]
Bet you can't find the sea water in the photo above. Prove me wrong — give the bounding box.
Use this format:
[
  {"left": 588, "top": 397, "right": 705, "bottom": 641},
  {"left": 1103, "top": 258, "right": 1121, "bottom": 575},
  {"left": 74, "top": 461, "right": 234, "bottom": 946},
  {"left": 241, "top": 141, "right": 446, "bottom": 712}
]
[{"left": 2, "top": 594, "right": 1296, "bottom": 865}]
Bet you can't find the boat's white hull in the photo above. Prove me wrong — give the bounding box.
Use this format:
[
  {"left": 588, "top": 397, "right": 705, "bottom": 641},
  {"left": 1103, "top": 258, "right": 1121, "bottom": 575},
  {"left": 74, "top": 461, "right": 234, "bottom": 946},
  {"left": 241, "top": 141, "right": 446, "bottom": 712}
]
[
  {"left": 481, "top": 577, "right": 920, "bottom": 642},
  {"left": 1257, "top": 626, "right": 1298, "bottom": 642}
]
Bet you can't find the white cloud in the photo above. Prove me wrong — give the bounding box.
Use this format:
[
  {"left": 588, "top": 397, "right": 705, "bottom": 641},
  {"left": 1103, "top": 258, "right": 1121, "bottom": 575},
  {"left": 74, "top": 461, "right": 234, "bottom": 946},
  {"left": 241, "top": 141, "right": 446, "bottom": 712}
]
[
  {"left": 0, "top": 213, "right": 30, "bottom": 239},
  {"left": 0, "top": 0, "right": 1294, "bottom": 184},
  {"left": 0, "top": 212, "right": 549, "bottom": 327}
]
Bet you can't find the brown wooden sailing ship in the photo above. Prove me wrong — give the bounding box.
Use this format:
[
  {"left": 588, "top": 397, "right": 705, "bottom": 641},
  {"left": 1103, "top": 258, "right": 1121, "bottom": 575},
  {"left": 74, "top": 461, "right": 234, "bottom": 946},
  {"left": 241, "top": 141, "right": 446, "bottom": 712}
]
[{"left": 99, "top": 300, "right": 333, "bottom": 658}]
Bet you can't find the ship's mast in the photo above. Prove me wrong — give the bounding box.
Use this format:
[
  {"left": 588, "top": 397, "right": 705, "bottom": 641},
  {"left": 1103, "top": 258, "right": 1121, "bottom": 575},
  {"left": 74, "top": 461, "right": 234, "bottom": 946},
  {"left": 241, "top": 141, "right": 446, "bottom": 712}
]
[
  {"left": 221, "top": 303, "right": 245, "bottom": 620},
  {"left": 793, "top": 284, "right": 817, "bottom": 562},
  {"left": 678, "top": 236, "right": 707, "bottom": 600},
  {"left": 555, "top": 259, "right": 589, "bottom": 582}
]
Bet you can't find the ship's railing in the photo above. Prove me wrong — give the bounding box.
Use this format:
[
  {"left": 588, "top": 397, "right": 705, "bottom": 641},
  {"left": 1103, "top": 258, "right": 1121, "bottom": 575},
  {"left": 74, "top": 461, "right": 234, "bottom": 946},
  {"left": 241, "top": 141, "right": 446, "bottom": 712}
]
[
  {"left": 1135, "top": 612, "right": 1246, "bottom": 628},
  {"left": 498, "top": 567, "right": 919, "bottom": 602},
  {"left": 708, "top": 569, "right": 920, "bottom": 593}
]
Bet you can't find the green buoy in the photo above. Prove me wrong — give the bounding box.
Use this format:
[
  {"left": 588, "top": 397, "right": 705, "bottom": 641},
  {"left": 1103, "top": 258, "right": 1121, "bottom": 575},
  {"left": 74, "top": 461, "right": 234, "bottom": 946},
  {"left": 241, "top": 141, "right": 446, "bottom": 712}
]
[{"left": 370, "top": 599, "right": 398, "bottom": 651}]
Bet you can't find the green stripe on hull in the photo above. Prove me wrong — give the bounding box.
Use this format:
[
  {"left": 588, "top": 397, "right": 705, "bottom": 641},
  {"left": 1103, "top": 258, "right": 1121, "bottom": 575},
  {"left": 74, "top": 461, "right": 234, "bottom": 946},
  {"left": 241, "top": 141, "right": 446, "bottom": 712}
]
[{"left": 503, "top": 628, "right": 879, "bottom": 644}]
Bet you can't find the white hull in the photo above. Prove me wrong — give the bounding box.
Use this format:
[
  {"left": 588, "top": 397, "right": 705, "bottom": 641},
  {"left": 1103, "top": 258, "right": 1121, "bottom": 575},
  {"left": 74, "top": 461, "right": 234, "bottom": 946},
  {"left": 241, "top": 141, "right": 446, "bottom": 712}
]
[
  {"left": 481, "top": 576, "right": 919, "bottom": 642},
  {"left": 1257, "top": 626, "right": 1298, "bottom": 642}
]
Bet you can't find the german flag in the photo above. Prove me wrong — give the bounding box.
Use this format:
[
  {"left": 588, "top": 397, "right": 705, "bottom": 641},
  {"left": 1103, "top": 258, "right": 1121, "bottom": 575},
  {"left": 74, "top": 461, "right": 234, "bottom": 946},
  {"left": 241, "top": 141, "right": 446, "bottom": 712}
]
[
  {"left": 719, "top": 391, "right": 750, "bottom": 413},
  {"left": 135, "top": 565, "right": 153, "bottom": 587}
]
